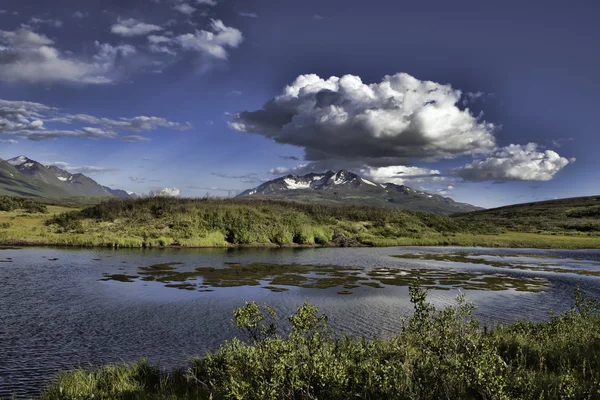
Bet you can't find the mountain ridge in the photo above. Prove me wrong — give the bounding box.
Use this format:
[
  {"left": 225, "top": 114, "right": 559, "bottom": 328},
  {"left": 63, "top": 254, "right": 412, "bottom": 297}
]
[
  {"left": 238, "top": 170, "right": 482, "bottom": 214},
  {"left": 0, "top": 155, "right": 134, "bottom": 198}
]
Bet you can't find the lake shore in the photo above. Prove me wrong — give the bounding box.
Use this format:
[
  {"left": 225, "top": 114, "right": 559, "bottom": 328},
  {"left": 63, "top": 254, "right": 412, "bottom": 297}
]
[{"left": 2, "top": 230, "right": 599, "bottom": 250}]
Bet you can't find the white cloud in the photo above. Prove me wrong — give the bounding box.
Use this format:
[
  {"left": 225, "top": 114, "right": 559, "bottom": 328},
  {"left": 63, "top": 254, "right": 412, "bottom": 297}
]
[
  {"left": 451, "top": 143, "right": 573, "bottom": 181},
  {"left": 121, "top": 135, "right": 151, "bottom": 142},
  {"left": 196, "top": 0, "right": 217, "bottom": 5},
  {"left": 359, "top": 165, "right": 443, "bottom": 185},
  {"left": 235, "top": 72, "right": 574, "bottom": 184},
  {"left": 0, "top": 28, "right": 132, "bottom": 84},
  {"left": 175, "top": 19, "right": 243, "bottom": 60},
  {"left": 174, "top": 3, "right": 196, "bottom": 14},
  {"left": 230, "top": 73, "right": 497, "bottom": 166},
  {"left": 111, "top": 18, "right": 162, "bottom": 37},
  {"left": 148, "top": 35, "right": 177, "bottom": 55},
  {"left": 72, "top": 11, "right": 87, "bottom": 18},
  {"left": 269, "top": 164, "right": 311, "bottom": 175},
  {"left": 0, "top": 98, "right": 192, "bottom": 141},
  {"left": 45, "top": 161, "right": 120, "bottom": 174},
  {"left": 314, "top": 14, "right": 324, "bottom": 20},
  {"left": 149, "top": 187, "right": 181, "bottom": 197},
  {"left": 238, "top": 12, "right": 258, "bottom": 18},
  {"left": 29, "top": 17, "right": 63, "bottom": 28},
  {"left": 0, "top": 138, "right": 18, "bottom": 144}
]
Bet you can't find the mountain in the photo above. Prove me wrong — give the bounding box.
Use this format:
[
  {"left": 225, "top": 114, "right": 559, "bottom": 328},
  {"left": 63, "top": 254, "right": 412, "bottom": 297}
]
[
  {"left": 238, "top": 170, "right": 482, "bottom": 214},
  {"left": 0, "top": 155, "right": 133, "bottom": 198},
  {"left": 0, "top": 158, "right": 71, "bottom": 197}
]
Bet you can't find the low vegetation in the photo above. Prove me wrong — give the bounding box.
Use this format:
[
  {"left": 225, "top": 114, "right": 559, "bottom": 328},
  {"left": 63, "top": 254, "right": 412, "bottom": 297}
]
[
  {"left": 0, "top": 195, "right": 47, "bottom": 213},
  {"left": 41, "top": 285, "right": 600, "bottom": 399},
  {"left": 0, "top": 196, "right": 598, "bottom": 248}
]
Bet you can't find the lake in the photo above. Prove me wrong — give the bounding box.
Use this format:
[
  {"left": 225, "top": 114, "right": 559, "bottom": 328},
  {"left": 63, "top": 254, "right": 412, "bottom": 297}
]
[{"left": 1, "top": 246, "right": 600, "bottom": 398}]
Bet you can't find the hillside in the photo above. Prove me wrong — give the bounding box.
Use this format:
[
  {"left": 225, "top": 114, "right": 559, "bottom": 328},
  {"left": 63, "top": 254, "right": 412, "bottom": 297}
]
[
  {"left": 238, "top": 170, "right": 482, "bottom": 215},
  {"left": 1, "top": 197, "right": 598, "bottom": 249},
  {"left": 455, "top": 196, "right": 600, "bottom": 234}
]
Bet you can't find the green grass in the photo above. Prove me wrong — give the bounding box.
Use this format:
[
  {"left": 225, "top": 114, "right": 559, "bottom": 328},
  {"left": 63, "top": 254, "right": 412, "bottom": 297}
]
[
  {"left": 0, "top": 197, "right": 599, "bottom": 249},
  {"left": 40, "top": 285, "right": 600, "bottom": 399}
]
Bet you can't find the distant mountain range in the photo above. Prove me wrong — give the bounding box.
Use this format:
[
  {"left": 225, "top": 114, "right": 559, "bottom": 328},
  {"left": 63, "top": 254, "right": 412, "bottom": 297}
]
[
  {"left": 0, "top": 156, "right": 134, "bottom": 198},
  {"left": 238, "top": 170, "right": 482, "bottom": 214}
]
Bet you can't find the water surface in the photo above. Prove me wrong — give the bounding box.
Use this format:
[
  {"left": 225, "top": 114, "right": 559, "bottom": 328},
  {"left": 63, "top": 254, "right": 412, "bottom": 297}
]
[{"left": 1, "top": 246, "right": 599, "bottom": 398}]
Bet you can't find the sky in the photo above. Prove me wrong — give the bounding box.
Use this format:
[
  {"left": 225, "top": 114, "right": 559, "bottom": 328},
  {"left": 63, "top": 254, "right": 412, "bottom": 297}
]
[{"left": 0, "top": 0, "right": 598, "bottom": 207}]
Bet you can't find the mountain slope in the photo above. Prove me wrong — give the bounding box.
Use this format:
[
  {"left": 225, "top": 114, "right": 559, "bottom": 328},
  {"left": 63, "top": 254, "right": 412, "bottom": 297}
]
[
  {"left": 0, "top": 159, "right": 71, "bottom": 197},
  {"left": 0, "top": 156, "right": 133, "bottom": 198},
  {"left": 238, "top": 170, "right": 482, "bottom": 214}
]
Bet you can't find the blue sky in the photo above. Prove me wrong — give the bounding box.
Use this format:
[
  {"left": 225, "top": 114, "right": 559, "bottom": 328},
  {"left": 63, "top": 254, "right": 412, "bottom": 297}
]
[{"left": 0, "top": 0, "right": 598, "bottom": 207}]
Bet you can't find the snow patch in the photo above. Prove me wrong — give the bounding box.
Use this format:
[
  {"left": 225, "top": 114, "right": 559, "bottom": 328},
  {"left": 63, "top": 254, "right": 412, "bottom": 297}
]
[
  {"left": 284, "top": 178, "right": 311, "bottom": 190},
  {"left": 8, "top": 156, "right": 28, "bottom": 166},
  {"left": 57, "top": 177, "right": 68, "bottom": 182},
  {"left": 361, "top": 178, "right": 378, "bottom": 186}
]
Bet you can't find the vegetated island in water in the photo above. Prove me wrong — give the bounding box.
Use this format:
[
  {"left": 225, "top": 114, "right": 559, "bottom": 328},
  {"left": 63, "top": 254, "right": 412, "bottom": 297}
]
[
  {"left": 0, "top": 195, "right": 599, "bottom": 249},
  {"left": 39, "top": 286, "right": 600, "bottom": 399}
]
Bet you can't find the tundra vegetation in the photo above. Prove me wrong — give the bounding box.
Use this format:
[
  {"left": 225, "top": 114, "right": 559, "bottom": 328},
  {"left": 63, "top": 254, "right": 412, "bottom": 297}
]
[
  {"left": 0, "top": 196, "right": 598, "bottom": 249},
  {"left": 40, "top": 285, "right": 600, "bottom": 399}
]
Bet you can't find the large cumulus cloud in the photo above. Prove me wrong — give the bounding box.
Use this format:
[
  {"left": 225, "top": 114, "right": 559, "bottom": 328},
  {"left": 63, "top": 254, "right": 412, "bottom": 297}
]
[
  {"left": 231, "top": 73, "right": 573, "bottom": 183},
  {"left": 451, "top": 143, "right": 574, "bottom": 182},
  {"left": 230, "top": 73, "right": 497, "bottom": 165}
]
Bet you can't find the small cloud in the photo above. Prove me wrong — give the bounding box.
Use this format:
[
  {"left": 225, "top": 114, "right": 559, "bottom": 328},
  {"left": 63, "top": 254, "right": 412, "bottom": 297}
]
[
  {"left": 313, "top": 14, "right": 324, "bottom": 20},
  {"left": 207, "top": 120, "right": 214, "bottom": 125},
  {"left": 121, "top": 135, "right": 151, "bottom": 142},
  {"left": 45, "top": 161, "right": 120, "bottom": 175},
  {"left": 196, "top": 0, "right": 217, "bottom": 5},
  {"left": 148, "top": 187, "right": 180, "bottom": 197},
  {"left": 227, "top": 90, "right": 242, "bottom": 96},
  {"left": 279, "top": 155, "right": 299, "bottom": 160},
  {"left": 30, "top": 17, "right": 63, "bottom": 28},
  {"left": 0, "top": 138, "right": 18, "bottom": 144},
  {"left": 238, "top": 11, "right": 258, "bottom": 18},
  {"left": 72, "top": 11, "right": 88, "bottom": 18},
  {"left": 111, "top": 18, "right": 162, "bottom": 37},
  {"left": 174, "top": 3, "right": 196, "bottom": 15}
]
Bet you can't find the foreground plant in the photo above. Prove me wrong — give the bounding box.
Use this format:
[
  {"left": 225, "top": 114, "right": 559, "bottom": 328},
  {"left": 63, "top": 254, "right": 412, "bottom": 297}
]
[{"left": 41, "top": 285, "right": 600, "bottom": 399}]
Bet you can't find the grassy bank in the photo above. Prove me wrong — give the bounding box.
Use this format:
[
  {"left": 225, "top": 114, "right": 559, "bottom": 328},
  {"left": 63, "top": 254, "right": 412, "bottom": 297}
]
[
  {"left": 1, "top": 197, "right": 598, "bottom": 249},
  {"left": 40, "top": 285, "right": 600, "bottom": 399}
]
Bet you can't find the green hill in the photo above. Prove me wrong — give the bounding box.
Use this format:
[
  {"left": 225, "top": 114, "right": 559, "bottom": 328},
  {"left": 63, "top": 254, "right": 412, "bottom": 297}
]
[{"left": 454, "top": 196, "right": 600, "bottom": 234}]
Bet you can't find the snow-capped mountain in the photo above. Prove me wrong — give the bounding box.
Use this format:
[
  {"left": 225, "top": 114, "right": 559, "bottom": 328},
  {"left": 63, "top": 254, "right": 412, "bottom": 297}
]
[
  {"left": 238, "top": 170, "right": 482, "bottom": 214},
  {"left": 1, "top": 156, "right": 133, "bottom": 198}
]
